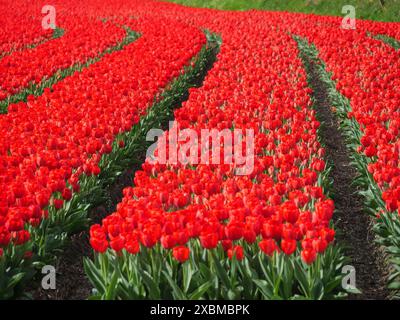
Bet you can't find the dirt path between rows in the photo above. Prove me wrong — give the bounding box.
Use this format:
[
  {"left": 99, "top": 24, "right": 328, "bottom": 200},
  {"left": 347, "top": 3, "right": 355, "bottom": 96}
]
[{"left": 303, "top": 53, "right": 390, "bottom": 300}]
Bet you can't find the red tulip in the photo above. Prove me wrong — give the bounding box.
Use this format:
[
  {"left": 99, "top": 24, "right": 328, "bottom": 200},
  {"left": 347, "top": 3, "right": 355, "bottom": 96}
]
[
  {"left": 172, "top": 246, "right": 190, "bottom": 263},
  {"left": 110, "top": 237, "right": 125, "bottom": 252},
  {"left": 312, "top": 238, "right": 328, "bottom": 253},
  {"left": 125, "top": 239, "right": 140, "bottom": 255},
  {"left": 161, "top": 234, "right": 177, "bottom": 249},
  {"left": 281, "top": 201, "right": 300, "bottom": 224},
  {"left": 62, "top": 188, "right": 73, "bottom": 201},
  {"left": 281, "top": 239, "right": 297, "bottom": 255},
  {"left": 315, "top": 200, "right": 334, "bottom": 221},
  {"left": 301, "top": 249, "right": 317, "bottom": 265},
  {"left": 200, "top": 233, "right": 218, "bottom": 250},
  {"left": 243, "top": 227, "right": 257, "bottom": 244},
  {"left": 90, "top": 237, "right": 108, "bottom": 253},
  {"left": 13, "top": 230, "right": 30, "bottom": 245},
  {"left": 259, "top": 239, "right": 279, "bottom": 257},
  {"left": 221, "top": 239, "right": 233, "bottom": 251},
  {"left": 225, "top": 222, "right": 243, "bottom": 241},
  {"left": 53, "top": 199, "right": 64, "bottom": 210},
  {"left": 227, "top": 245, "right": 244, "bottom": 261}
]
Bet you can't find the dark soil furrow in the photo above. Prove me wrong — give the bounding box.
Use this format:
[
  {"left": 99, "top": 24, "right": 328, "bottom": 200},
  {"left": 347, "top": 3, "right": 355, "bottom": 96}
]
[{"left": 297, "top": 40, "right": 390, "bottom": 300}]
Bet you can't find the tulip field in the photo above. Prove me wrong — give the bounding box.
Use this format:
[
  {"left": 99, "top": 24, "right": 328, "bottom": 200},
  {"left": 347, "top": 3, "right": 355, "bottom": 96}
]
[{"left": 1, "top": 0, "right": 400, "bottom": 300}]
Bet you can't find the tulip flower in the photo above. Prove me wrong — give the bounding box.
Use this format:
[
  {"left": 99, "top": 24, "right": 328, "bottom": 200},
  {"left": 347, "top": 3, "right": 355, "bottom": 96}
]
[
  {"left": 301, "top": 249, "right": 317, "bottom": 265},
  {"left": 172, "top": 246, "right": 190, "bottom": 263}
]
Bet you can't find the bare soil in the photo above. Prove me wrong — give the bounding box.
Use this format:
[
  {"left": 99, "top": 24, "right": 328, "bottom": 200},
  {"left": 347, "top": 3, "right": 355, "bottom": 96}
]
[{"left": 304, "top": 55, "right": 390, "bottom": 300}]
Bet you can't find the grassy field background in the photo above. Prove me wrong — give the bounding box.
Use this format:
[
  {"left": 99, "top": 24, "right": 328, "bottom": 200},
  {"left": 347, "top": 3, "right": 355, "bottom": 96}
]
[{"left": 165, "top": 0, "right": 400, "bottom": 22}]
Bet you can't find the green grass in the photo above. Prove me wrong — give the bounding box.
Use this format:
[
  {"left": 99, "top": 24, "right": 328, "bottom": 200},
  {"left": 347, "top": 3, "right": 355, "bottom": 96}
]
[{"left": 165, "top": 0, "right": 400, "bottom": 22}]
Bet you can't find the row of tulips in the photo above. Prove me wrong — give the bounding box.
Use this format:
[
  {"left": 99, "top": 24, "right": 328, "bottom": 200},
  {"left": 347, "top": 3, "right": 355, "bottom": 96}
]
[
  {"left": 85, "top": 8, "right": 349, "bottom": 300},
  {"left": 0, "top": 15, "right": 125, "bottom": 105},
  {"left": 0, "top": 25, "right": 138, "bottom": 114},
  {"left": 0, "top": 0, "right": 54, "bottom": 57},
  {"left": 0, "top": 15, "right": 207, "bottom": 299},
  {"left": 288, "top": 15, "right": 400, "bottom": 294}
]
